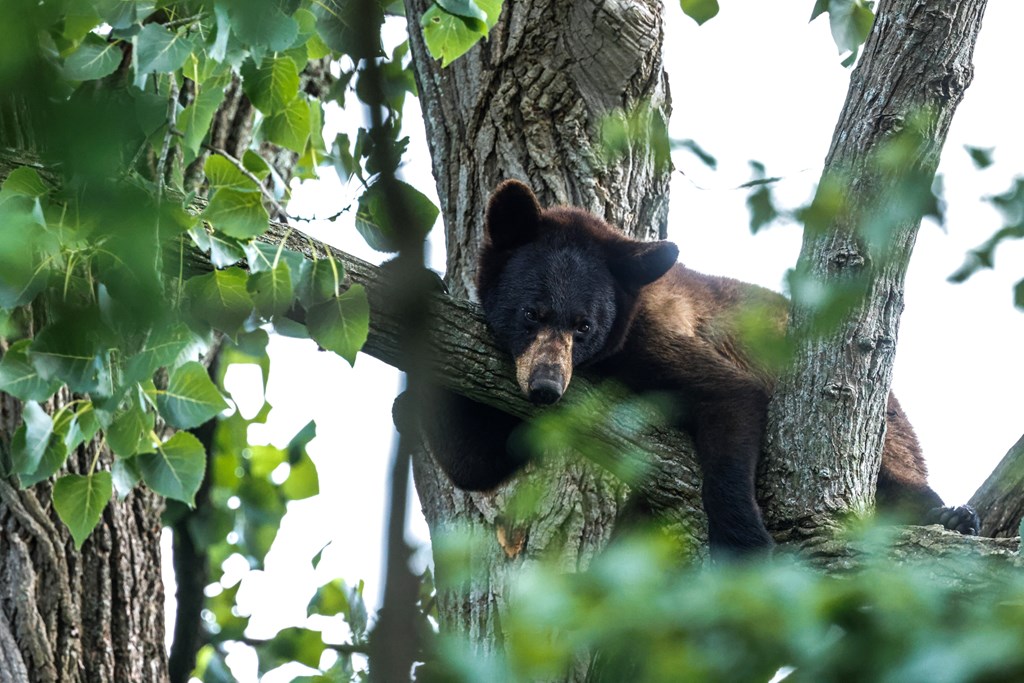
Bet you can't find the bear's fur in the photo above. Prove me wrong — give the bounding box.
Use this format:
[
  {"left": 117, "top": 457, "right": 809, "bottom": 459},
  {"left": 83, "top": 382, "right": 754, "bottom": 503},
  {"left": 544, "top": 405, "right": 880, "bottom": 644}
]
[{"left": 416, "top": 179, "right": 978, "bottom": 554}]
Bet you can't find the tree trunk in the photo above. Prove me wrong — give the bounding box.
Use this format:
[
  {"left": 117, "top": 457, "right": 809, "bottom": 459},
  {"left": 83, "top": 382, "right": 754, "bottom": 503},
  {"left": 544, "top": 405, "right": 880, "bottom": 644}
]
[
  {"left": 762, "top": 0, "right": 988, "bottom": 543},
  {"left": 0, "top": 387, "right": 168, "bottom": 683},
  {"left": 970, "top": 433, "right": 1024, "bottom": 538},
  {"left": 404, "top": 0, "right": 672, "bottom": 669}
]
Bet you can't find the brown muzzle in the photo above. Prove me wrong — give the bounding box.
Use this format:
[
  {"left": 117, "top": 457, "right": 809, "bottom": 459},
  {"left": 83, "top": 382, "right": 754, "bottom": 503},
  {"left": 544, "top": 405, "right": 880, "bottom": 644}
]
[{"left": 515, "top": 329, "right": 574, "bottom": 405}]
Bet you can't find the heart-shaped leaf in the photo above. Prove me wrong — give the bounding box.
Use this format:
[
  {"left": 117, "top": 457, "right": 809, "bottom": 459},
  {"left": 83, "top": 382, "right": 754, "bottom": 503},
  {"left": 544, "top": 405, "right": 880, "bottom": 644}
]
[{"left": 53, "top": 472, "right": 113, "bottom": 550}]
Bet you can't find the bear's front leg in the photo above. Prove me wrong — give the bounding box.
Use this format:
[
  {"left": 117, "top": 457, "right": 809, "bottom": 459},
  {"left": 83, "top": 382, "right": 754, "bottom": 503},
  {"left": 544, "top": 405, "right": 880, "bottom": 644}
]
[
  {"left": 692, "top": 394, "right": 774, "bottom": 557},
  {"left": 394, "top": 388, "right": 529, "bottom": 491}
]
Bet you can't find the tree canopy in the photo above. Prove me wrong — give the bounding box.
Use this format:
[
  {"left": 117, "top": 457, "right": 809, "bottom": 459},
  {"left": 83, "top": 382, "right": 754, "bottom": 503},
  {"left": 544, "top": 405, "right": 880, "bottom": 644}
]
[{"left": 1, "top": 1, "right": 1023, "bottom": 682}]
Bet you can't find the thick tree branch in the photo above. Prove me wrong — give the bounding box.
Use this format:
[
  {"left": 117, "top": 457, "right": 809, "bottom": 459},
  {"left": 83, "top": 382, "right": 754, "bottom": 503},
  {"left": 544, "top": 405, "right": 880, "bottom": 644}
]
[
  {"left": 970, "top": 434, "right": 1024, "bottom": 538},
  {"left": 763, "top": 0, "right": 988, "bottom": 539},
  {"left": 257, "top": 220, "right": 1020, "bottom": 568}
]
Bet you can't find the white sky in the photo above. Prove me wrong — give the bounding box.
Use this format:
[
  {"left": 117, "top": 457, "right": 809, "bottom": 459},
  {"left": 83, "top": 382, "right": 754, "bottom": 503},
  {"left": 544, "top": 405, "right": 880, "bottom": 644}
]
[{"left": 197, "top": 4, "right": 1024, "bottom": 679}]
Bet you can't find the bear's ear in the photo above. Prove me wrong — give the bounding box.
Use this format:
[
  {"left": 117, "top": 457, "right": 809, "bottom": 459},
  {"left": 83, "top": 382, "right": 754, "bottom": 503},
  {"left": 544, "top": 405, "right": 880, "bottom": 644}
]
[
  {"left": 485, "top": 180, "right": 543, "bottom": 251},
  {"left": 608, "top": 239, "right": 679, "bottom": 289}
]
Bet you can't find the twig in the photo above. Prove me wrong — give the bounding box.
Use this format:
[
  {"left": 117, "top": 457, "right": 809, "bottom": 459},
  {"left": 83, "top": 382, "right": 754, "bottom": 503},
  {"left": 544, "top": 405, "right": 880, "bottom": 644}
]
[
  {"left": 201, "top": 143, "right": 290, "bottom": 224},
  {"left": 156, "top": 73, "right": 180, "bottom": 201}
]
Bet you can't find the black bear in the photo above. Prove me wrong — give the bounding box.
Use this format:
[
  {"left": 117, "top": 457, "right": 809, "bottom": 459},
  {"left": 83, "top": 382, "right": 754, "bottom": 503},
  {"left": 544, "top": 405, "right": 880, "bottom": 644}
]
[{"left": 414, "top": 179, "right": 978, "bottom": 555}]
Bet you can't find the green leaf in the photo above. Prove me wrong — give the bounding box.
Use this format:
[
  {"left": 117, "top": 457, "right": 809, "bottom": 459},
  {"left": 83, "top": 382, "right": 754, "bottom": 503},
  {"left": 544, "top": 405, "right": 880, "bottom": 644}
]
[
  {"left": 11, "top": 401, "right": 54, "bottom": 478},
  {"left": 1, "top": 167, "right": 49, "bottom": 198},
  {"left": 139, "top": 431, "right": 206, "bottom": 505},
  {"left": 421, "top": 4, "right": 487, "bottom": 67},
  {"left": 825, "top": 0, "right": 874, "bottom": 55},
  {"left": 225, "top": 0, "right": 300, "bottom": 52},
  {"left": 63, "top": 34, "right": 122, "bottom": 81},
  {"left": 297, "top": 257, "right": 342, "bottom": 308},
  {"left": 680, "top": 0, "right": 719, "bottom": 25},
  {"left": 30, "top": 319, "right": 111, "bottom": 395},
  {"left": 475, "top": 0, "right": 503, "bottom": 27},
  {"left": 13, "top": 404, "right": 93, "bottom": 489},
  {"left": 312, "top": 0, "right": 383, "bottom": 59},
  {"left": 203, "top": 188, "right": 270, "bottom": 239},
  {"left": 56, "top": 404, "right": 100, "bottom": 453},
  {"left": 1015, "top": 278, "right": 1024, "bottom": 311},
  {"left": 135, "top": 23, "right": 195, "bottom": 74},
  {"left": 437, "top": 0, "right": 488, "bottom": 26},
  {"left": 205, "top": 154, "right": 259, "bottom": 191},
  {"left": 107, "top": 403, "right": 155, "bottom": 458},
  {"left": 19, "top": 429, "right": 67, "bottom": 488},
  {"left": 124, "top": 322, "right": 204, "bottom": 384},
  {"left": 185, "top": 267, "right": 254, "bottom": 337},
  {"left": 200, "top": 231, "right": 247, "bottom": 269},
  {"left": 263, "top": 97, "right": 311, "bottom": 153},
  {"left": 281, "top": 451, "right": 319, "bottom": 500},
  {"left": 306, "top": 285, "right": 369, "bottom": 366},
  {"left": 156, "top": 361, "right": 229, "bottom": 430},
  {"left": 180, "top": 76, "right": 231, "bottom": 160},
  {"left": 307, "top": 579, "right": 349, "bottom": 617},
  {"left": 111, "top": 457, "right": 143, "bottom": 500},
  {"left": 966, "top": 145, "right": 994, "bottom": 170},
  {"left": 247, "top": 261, "right": 294, "bottom": 318},
  {"left": 53, "top": 472, "right": 112, "bottom": 549},
  {"left": 356, "top": 180, "right": 439, "bottom": 252},
  {"left": 0, "top": 200, "right": 54, "bottom": 310},
  {"left": 240, "top": 56, "right": 299, "bottom": 115},
  {"left": 0, "top": 339, "right": 62, "bottom": 401},
  {"left": 255, "top": 626, "right": 325, "bottom": 675}
]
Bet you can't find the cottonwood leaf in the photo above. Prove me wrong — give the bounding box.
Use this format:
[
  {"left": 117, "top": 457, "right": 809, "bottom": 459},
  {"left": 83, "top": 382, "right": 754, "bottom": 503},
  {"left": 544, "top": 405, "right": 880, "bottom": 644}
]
[
  {"left": 420, "top": 4, "right": 487, "bottom": 67},
  {"left": 306, "top": 285, "right": 369, "bottom": 366},
  {"left": 436, "top": 0, "right": 488, "bottom": 28},
  {"left": 30, "top": 319, "right": 111, "bottom": 395},
  {"left": 138, "top": 431, "right": 206, "bottom": 505},
  {"left": 203, "top": 188, "right": 270, "bottom": 239},
  {"left": 248, "top": 261, "right": 294, "bottom": 318},
  {"left": 281, "top": 451, "right": 319, "bottom": 500},
  {"left": 680, "top": 0, "right": 719, "bottom": 25},
  {"left": 313, "top": 0, "right": 383, "bottom": 59},
  {"left": 124, "top": 322, "right": 203, "bottom": 384},
  {"left": 205, "top": 154, "right": 259, "bottom": 191},
  {"left": 225, "top": 0, "right": 299, "bottom": 52},
  {"left": 264, "top": 97, "right": 311, "bottom": 153},
  {"left": 823, "top": 0, "right": 874, "bottom": 55},
  {"left": 106, "top": 403, "right": 155, "bottom": 458},
  {"left": 204, "top": 188, "right": 269, "bottom": 238},
  {"left": 180, "top": 76, "right": 231, "bottom": 160},
  {"left": 155, "top": 361, "right": 229, "bottom": 429},
  {"left": 0, "top": 339, "right": 62, "bottom": 401},
  {"left": 240, "top": 56, "right": 299, "bottom": 115},
  {"left": 63, "top": 34, "right": 122, "bottom": 81},
  {"left": 1, "top": 167, "right": 49, "bottom": 198},
  {"left": 53, "top": 472, "right": 113, "bottom": 550},
  {"left": 135, "top": 23, "right": 194, "bottom": 74},
  {"left": 185, "top": 268, "right": 254, "bottom": 337},
  {"left": 297, "top": 257, "right": 342, "bottom": 308},
  {"left": 11, "top": 401, "right": 54, "bottom": 478},
  {"left": 355, "top": 180, "right": 439, "bottom": 252}
]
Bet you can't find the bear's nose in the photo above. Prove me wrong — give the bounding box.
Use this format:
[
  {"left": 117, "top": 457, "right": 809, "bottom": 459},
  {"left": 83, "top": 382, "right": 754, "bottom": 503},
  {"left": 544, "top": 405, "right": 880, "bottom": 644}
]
[{"left": 528, "top": 377, "right": 563, "bottom": 405}]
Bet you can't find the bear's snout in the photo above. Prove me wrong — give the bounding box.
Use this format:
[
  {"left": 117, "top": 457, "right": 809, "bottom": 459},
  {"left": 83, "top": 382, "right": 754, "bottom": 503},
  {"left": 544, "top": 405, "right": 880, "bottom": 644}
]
[
  {"left": 527, "top": 369, "right": 565, "bottom": 405},
  {"left": 515, "top": 329, "right": 574, "bottom": 404}
]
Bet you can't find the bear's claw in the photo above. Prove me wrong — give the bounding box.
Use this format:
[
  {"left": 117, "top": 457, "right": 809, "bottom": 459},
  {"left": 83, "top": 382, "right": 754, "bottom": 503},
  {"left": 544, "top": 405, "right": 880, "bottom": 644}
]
[{"left": 926, "top": 504, "right": 981, "bottom": 536}]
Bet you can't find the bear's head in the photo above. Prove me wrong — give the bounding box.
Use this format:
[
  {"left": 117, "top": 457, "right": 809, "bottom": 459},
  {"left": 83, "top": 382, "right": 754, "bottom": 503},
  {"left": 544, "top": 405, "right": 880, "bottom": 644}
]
[{"left": 477, "top": 180, "right": 678, "bottom": 405}]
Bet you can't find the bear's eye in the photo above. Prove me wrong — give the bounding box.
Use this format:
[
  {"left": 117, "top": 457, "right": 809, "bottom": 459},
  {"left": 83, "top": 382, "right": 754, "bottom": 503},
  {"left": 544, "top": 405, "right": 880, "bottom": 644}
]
[
  {"left": 523, "top": 308, "right": 539, "bottom": 323},
  {"left": 576, "top": 321, "right": 591, "bottom": 335}
]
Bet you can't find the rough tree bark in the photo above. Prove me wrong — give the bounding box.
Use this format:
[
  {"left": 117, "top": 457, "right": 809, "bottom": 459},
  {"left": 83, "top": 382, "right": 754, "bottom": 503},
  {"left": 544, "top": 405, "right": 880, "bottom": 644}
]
[
  {"left": 762, "top": 0, "right": 989, "bottom": 544},
  {"left": 0, "top": 388, "right": 167, "bottom": 682},
  {"left": 253, "top": 221, "right": 1019, "bottom": 579},
  {"left": 403, "top": 0, "right": 672, "bottom": 670},
  {"left": 0, "top": 49, "right": 327, "bottom": 682},
  {"left": 970, "top": 433, "right": 1024, "bottom": 538}
]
